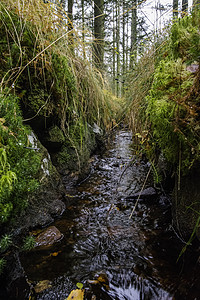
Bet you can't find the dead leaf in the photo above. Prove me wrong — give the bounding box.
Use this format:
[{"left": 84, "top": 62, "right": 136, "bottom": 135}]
[
  {"left": 0, "top": 118, "right": 8, "bottom": 132},
  {"left": 97, "top": 273, "right": 108, "bottom": 284},
  {"left": 88, "top": 273, "right": 109, "bottom": 291},
  {"left": 50, "top": 251, "right": 61, "bottom": 257},
  {"left": 66, "top": 289, "right": 84, "bottom": 300},
  {"left": 34, "top": 280, "right": 52, "bottom": 293}
]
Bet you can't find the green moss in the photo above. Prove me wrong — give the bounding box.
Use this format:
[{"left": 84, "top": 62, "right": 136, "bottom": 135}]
[
  {"left": 170, "top": 12, "right": 200, "bottom": 62},
  {"left": 54, "top": 121, "right": 97, "bottom": 172},
  {"left": 145, "top": 58, "right": 198, "bottom": 172},
  {"left": 0, "top": 91, "right": 41, "bottom": 223},
  {"left": 26, "top": 85, "right": 51, "bottom": 116},
  {"left": 48, "top": 126, "right": 65, "bottom": 144},
  {"left": 57, "top": 149, "right": 71, "bottom": 166},
  {"left": 0, "top": 258, "right": 6, "bottom": 275}
]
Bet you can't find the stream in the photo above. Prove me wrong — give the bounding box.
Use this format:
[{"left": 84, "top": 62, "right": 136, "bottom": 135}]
[{"left": 21, "top": 130, "right": 200, "bottom": 300}]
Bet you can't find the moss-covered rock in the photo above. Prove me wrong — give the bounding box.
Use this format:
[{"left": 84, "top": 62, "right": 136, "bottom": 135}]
[
  {"left": 50, "top": 123, "right": 98, "bottom": 175},
  {"left": 41, "top": 125, "right": 65, "bottom": 152},
  {"left": 13, "top": 131, "right": 66, "bottom": 230},
  {"left": 0, "top": 93, "right": 41, "bottom": 224},
  {"left": 0, "top": 91, "right": 65, "bottom": 231}
]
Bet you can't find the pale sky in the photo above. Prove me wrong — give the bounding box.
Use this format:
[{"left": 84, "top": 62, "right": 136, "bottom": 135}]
[{"left": 138, "top": 0, "right": 193, "bottom": 31}]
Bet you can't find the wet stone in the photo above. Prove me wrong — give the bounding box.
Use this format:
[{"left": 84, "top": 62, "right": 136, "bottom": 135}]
[
  {"left": 124, "top": 187, "right": 157, "bottom": 201},
  {"left": 35, "top": 226, "right": 63, "bottom": 247}
]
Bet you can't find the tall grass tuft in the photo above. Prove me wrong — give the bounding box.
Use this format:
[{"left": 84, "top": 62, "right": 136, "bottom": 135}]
[{"left": 0, "top": 0, "right": 117, "bottom": 132}]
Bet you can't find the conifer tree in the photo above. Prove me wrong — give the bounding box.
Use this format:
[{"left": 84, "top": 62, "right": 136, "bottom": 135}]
[
  {"left": 130, "top": 0, "right": 137, "bottom": 69},
  {"left": 93, "top": 0, "right": 104, "bottom": 69},
  {"left": 116, "top": 0, "right": 120, "bottom": 96},
  {"left": 173, "top": 0, "right": 178, "bottom": 18},
  {"left": 68, "top": 0, "right": 74, "bottom": 48},
  {"left": 182, "top": 0, "right": 188, "bottom": 15}
]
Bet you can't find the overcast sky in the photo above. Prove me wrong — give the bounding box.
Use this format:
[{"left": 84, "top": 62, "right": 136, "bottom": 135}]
[{"left": 138, "top": 0, "right": 193, "bottom": 31}]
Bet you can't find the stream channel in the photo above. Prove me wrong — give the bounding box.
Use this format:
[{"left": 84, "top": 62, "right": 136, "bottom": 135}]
[{"left": 21, "top": 130, "right": 200, "bottom": 300}]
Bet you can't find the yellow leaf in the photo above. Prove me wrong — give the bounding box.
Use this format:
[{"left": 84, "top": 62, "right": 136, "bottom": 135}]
[
  {"left": 50, "top": 251, "right": 61, "bottom": 257},
  {"left": 65, "top": 193, "right": 76, "bottom": 198},
  {"left": 0, "top": 118, "right": 5, "bottom": 124},
  {"left": 67, "top": 289, "right": 84, "bottom": 300},
  {"left": 76, "top": 282, "right": 83, "bottom": 289},
  {"left": 135, "top": 133, "right": 142, "bottom": 138}
]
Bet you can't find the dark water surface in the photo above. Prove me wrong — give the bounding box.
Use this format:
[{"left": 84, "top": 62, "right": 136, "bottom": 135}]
[{"left": 21, "top": 130, "right": 200, "bottom": 300}]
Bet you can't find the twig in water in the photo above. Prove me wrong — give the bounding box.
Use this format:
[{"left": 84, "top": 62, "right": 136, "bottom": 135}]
[
  {"left": 106, "top": 157, "right": 137, "bottom": 219},
  {"left": 129, "top": 163, "right": 153, "bottom": 219}
]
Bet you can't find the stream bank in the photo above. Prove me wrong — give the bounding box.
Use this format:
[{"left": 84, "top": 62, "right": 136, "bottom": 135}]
[
  {"left": 18, "top": 130, "right": 200, "bottom": 300},
  {"left": 0, "top": 122, "right": 105, "bottom": 300}
]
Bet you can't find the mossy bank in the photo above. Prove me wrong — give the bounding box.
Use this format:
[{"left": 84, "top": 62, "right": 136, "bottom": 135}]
[
  {"left": 126, "top": 7, "right": 200, "bottom": 241},
  {"left": 0, "top": 0, "right": 119, "bottom": 227}
]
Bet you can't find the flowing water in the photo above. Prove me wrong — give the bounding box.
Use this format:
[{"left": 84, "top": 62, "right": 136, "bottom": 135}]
[{"left": 21, "top": 130, "right": 200, "bottom": 300}]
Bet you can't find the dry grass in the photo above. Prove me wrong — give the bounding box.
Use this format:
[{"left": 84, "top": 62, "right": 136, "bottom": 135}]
[
  {"left": 124, "top": 29, "right": 170, "bottom": 149},
  {"left": 125, "top": 47, "right": 155, "bottom": 140}
]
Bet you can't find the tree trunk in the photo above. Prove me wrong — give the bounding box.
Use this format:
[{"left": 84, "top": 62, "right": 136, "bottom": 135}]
[
  {"left": 116, "top": 0, "right": 120, "bottom": 97},
  {"left": 182, "top": 0, "right": 188, "bottom": 15},
  {"left": 125, "top": 17, "right": 129, "bottom": 72},
  {"left": 112, "top": 4, "right": 116, "bottom": 94},
  {"left": 130, "top": 0, "right": 137, "bottom": 69},
  {"left": 93, "top": 0, "right": 104, "bottom": 69},
  {"left": 122, "top": 0, "right": 126, "bottom": 95},
  {"left": 81, "top": 0, "right": 86, "bottom": 58},
  {"left": 68, "top": 0, "right": 74, "bottom": 48},
  {"left": 173, "top": 0, "right": 178, "bottom": 18},
  {"left": 68, "top": 0, "right": 73, "bottom": 27}
]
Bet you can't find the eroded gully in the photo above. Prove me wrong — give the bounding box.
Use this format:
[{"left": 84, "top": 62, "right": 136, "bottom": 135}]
[{"left": 21, "top": 129, "right": 200, "bottom": 300}]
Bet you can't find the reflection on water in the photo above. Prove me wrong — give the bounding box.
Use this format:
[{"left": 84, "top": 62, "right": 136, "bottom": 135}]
[{"left": 21, "top": 130, "right": 200, "bottom": 300}]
